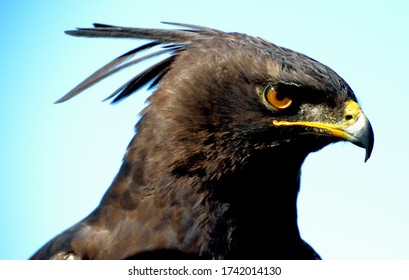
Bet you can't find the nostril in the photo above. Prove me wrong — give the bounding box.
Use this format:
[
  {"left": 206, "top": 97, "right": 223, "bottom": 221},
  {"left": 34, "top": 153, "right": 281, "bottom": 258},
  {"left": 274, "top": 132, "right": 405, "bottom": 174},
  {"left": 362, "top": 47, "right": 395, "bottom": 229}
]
[{"left": 345, "top": 115, "right": 353, "bottom": 121}]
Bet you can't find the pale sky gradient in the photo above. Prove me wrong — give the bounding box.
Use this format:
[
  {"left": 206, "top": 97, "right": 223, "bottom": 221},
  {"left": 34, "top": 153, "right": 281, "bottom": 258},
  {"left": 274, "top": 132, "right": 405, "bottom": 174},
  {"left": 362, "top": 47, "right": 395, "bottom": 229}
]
[{"left": 1, "top": 0, "right": 408, "bottom": 259}]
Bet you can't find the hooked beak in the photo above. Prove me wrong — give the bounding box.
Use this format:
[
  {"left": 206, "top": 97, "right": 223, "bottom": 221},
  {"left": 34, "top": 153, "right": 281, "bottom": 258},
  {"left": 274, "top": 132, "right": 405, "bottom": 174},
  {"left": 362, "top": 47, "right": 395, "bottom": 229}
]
[{"left": 273, "top": 100, "right": 374, "bottom": 162}]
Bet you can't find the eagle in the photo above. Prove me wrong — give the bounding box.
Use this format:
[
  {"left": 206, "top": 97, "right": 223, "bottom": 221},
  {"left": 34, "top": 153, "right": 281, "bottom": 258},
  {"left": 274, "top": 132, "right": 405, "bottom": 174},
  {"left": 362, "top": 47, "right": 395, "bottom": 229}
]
[{"left": 31, "top": 23, "right": 374, "bottom": 260}]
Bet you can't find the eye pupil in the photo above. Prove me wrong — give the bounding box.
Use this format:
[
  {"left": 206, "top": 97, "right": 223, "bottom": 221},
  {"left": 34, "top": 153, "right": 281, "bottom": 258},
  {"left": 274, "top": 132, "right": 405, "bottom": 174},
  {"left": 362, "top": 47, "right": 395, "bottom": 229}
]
[
  {"left": 264, "top": 86, "right": 292, "bottom": 109},
  {"left": 275, "top": 92, "right": 285, "bottom": 101}
]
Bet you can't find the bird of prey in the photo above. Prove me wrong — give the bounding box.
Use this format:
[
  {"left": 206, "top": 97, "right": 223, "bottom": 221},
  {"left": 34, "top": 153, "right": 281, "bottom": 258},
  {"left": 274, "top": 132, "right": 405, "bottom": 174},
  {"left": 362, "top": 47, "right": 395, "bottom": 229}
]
[{"left": 31, "top": 23, "right": 374, "bottom": 260}]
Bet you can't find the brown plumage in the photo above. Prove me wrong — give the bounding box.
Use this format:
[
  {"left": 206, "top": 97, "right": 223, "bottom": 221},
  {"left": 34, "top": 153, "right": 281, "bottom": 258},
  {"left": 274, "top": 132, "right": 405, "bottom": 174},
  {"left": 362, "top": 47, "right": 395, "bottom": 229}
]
[{"left": 31, "top": 23, "right": 374, "bottom": 260}]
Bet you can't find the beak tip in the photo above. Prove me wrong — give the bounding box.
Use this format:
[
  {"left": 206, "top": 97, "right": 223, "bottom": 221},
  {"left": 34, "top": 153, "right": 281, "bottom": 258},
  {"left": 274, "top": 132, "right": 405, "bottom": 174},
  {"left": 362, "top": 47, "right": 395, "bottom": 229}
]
[
  {"left": 364, "top": 121, "right": 374, "bottom": 163},
  {"left": 364, "top": 137, "right": 374, "bottom": 162},
  {"left": 364, "top": 152, "right": 371, "bottom": 163},
  {"left": 345, "top": 110, "right": 374, "bottom": 163}
]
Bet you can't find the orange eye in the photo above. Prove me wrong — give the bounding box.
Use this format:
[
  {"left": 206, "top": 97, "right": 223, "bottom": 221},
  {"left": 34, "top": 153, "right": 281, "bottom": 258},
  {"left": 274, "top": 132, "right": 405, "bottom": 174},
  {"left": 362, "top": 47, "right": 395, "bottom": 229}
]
[{"left": 263, "top": 86, "right": 292, "bottom": 109}]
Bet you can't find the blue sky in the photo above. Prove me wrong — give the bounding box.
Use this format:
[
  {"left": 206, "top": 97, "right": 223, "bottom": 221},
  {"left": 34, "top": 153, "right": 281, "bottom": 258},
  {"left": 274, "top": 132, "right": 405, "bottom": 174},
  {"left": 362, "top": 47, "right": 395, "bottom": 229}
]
[{"left": 1, "top": 0, "right": 408, "bottom": 259}]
